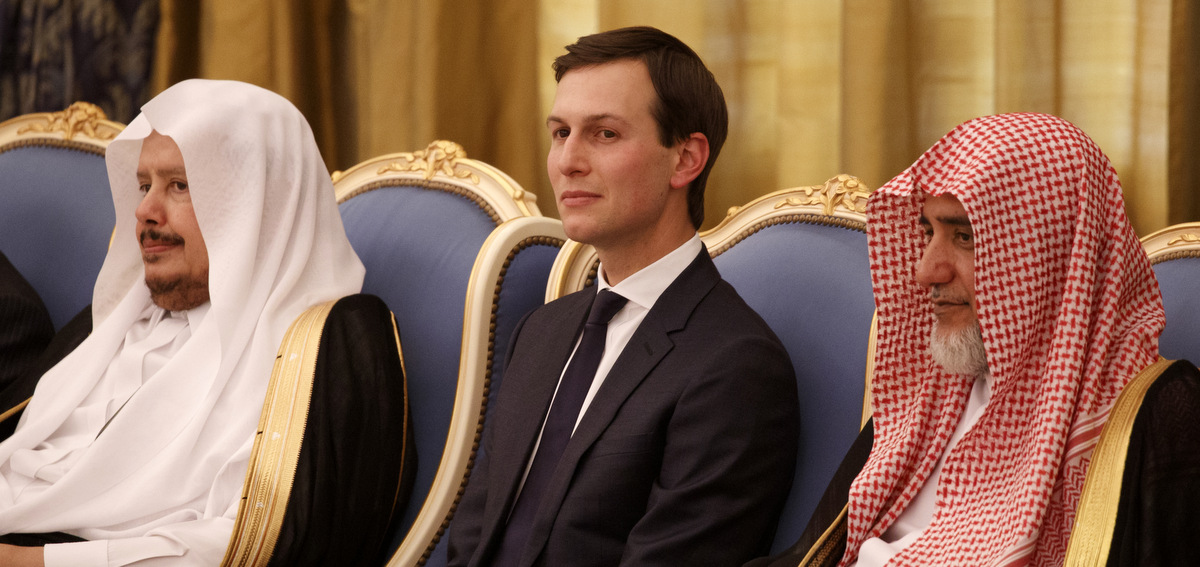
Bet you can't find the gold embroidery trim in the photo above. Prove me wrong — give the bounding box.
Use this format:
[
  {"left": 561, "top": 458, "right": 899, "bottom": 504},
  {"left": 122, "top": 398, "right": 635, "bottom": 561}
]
[
  {"left": 221, "top": 300, "right": 335, "bottom": 566},
  {"left": 1063, "top": 356, "right": 1172, "bottom": 566},
  {"left": 0, "top": 399, "right": 30, "bottom": 424},
  {"left": 862, "top": 312, "right": 877, "bottom": 428},
  {"left": 799, "top": 505, "right": 848, "bottom": 567},
  {"left": 387, "top": 311, "right": 415, "bottom": 559}
]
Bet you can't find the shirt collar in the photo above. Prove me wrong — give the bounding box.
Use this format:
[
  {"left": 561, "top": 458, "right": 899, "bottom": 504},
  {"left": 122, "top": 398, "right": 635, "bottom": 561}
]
[
  {"left": 597, "top": 233, "right": 703, "bottom": 312},
  {"left": 142, "top": 301, "right": 212, "bottom": 328}
]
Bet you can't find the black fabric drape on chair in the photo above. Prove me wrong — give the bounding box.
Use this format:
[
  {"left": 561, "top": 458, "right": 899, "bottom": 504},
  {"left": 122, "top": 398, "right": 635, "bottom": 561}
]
[{"left": 0, "top": 0, "right": 158, "bottom": 123}]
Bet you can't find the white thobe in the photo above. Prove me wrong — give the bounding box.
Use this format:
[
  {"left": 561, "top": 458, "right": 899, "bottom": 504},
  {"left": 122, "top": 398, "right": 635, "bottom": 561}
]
[{"left": 0, "top": 304, "right": 231, "bottom": 566}]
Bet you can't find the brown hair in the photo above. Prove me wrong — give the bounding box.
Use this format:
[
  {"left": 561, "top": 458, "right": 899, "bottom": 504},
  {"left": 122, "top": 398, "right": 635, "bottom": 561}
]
[{"left": 553, "top": 26, "right": 728, "bottom": 229}]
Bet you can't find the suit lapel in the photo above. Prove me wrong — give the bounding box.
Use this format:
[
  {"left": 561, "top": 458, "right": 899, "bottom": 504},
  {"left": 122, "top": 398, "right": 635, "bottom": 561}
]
[
  {"left": 478, "top": 290, "right": 593, "bottom": 556},
  {"left": 521, "top": 250, "right": 722, "bottom": 561}
]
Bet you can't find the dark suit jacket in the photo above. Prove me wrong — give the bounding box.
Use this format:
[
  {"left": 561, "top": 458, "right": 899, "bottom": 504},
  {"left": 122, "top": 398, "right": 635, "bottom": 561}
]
[
  {"left": 449, "top": 250, "right": 800, "bottom": 567},
  {"left": 0, "top": 252, "right": 53, "bottom": 406}
]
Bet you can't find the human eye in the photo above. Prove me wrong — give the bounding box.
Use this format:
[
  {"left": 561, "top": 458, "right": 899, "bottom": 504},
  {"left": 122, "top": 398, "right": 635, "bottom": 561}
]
[
  {"left": 170, "top": 180, "right": 189, "bottom": 193},
  {"left": 137, "top": 183, "right": 151, "bottom": 194},
  {"left": 550, "top": 127, "right": 569, "bottom": 141},
  {"left": 919, "top": 223, "right": 933, "bottom": 243},
  {"left": 597, "top": 129, "right": 617, "bottom": 140},
  {"left": 955, "top": 229, "right": 974, "bottom": 247}
]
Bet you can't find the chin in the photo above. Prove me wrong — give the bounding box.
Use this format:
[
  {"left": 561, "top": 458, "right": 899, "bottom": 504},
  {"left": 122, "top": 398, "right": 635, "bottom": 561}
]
[
  {"left": 146, "top": 273, "right": 210, "bottom": 311},
  {"left": 560, "top": 220, "right": 598, "bottom": 245}
]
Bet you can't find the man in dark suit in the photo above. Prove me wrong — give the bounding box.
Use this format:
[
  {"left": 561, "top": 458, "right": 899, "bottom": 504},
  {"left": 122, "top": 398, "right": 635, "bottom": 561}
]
[
  {"left": 448, "top": 26, "right": 799, "bottom": 567},
  {"left": 0, "top": 252, "right": 53, "bottom": 400}
]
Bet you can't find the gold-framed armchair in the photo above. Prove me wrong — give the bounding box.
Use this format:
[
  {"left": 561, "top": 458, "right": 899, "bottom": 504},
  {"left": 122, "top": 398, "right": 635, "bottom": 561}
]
[{"left": 332, "top": 141, "right": 565, "bottom": 566}]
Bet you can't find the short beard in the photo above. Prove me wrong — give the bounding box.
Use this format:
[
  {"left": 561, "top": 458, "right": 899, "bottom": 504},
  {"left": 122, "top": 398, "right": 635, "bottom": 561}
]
[
  {"left": 929, "top": 320, "right": 988, "bottom": 376},
  {"left": 146, "top": 270, "right": 210, "bottom": 311}
]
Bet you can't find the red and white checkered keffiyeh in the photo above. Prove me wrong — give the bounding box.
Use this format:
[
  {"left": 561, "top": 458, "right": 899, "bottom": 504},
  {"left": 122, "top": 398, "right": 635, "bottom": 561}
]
[{"left": 843, "top": 113, "right": 1165, "bottom": 566}]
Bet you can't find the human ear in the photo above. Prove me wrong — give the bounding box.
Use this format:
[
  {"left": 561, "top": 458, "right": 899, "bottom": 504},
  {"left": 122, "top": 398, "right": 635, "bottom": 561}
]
[{"left": 669, "top": 133, "right": 709, "bottom": 190}]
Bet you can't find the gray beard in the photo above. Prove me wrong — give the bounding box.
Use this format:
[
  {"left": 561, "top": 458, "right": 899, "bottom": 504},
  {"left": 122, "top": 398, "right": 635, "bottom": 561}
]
[{"left": 929, "top": 320, "right": 988, "bottom": 376}]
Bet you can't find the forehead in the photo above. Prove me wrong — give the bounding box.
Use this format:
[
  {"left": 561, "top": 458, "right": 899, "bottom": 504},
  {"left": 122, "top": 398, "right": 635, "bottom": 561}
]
[
  {"left": 549, "top": 59, "right": 657, "bottom": 123},
  {"left": 920, "top": 193, "right": 969, "bottom": 224},
  {"left": 137, "top": 131, "right": 186, "bottom": 175}
]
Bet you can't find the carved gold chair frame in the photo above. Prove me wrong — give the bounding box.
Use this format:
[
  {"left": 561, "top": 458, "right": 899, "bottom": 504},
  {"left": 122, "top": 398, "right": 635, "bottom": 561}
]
[
  {"left": 1141, "top": 221, "right": 1200, "bottom": 262},
  {"left": 0, "top": 101, "right": 123, "bottom": 152},
  {"left": 333, "top": 140, "right": 540, "bottom": 219}
]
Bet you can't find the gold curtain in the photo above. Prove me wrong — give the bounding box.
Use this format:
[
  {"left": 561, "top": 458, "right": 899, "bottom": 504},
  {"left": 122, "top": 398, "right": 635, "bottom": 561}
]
[
  {"left": 154, "top": 0, "right": 544, "bottom": 198},
  {"left": 154, "top": 0, "right": 1198, "bottom": 234}
]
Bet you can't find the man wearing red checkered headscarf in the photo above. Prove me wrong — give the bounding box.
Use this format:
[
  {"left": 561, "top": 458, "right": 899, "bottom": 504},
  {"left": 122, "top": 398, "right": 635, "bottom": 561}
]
[{"left": 748, "top": 113, "right": 1200, "bottom": 567}]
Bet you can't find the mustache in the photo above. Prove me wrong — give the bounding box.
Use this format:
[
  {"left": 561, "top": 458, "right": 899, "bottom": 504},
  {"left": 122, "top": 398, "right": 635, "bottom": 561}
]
[
  {"left": 140, "top": 228, "right": 185, "bottom": 247},
  {"left": 929, "top": 286, "right": 969, "bottom": 303}
]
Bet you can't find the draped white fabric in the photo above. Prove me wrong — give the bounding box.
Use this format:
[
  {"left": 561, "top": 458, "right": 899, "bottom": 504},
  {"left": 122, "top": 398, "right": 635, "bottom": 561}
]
[{"left": 0, "top": 79, "right": 364, "bottom": 564}]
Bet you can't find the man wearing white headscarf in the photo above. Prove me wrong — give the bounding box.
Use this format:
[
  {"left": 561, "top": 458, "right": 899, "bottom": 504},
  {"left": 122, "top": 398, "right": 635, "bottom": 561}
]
[
  {"left": 0, "top": 79, "right": 414, "bottom": 566},
  {"left": 749, "top": 113, "right": 1199, "bottom": 567}
]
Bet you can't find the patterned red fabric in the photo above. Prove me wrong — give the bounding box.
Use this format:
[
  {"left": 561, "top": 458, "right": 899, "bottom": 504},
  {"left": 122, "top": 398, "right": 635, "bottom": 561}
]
[{"left": 843, "top": 113, "right": 1165, "bottom": 566}]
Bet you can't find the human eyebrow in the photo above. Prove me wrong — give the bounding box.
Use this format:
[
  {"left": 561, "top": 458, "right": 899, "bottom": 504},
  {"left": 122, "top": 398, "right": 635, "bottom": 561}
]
[
  {"left": 937, "top": 215, "right": 972, "bottom": 228},
  {"left": 546, "top": 113, "right": 627, "bottom": 128}
]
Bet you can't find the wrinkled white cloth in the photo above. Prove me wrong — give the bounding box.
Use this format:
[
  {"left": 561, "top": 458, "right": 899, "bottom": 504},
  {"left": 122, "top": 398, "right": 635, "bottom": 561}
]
[{"left": 0, "top": 79, "right": 363, "bottom": 566}]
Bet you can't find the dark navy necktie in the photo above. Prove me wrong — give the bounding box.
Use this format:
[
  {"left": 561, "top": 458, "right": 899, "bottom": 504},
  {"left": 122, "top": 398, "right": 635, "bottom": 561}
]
[{"left": 493, "top": 289, "right": 628, "bottom": 566}]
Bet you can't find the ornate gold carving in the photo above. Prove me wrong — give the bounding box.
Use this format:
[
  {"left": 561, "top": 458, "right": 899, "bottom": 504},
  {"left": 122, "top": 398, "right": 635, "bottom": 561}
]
[
  {"left": 1167, "top": 233, "right": 1200, "bottom": 247},
  {"left": 16, "top": 102, "right": 117, "bottom": 141},
  {"left": 774, "top": 174, "right": 870, "bottom": 215},
  {"left": 376, "top": 140, "right": 481, "bottom": 184}
]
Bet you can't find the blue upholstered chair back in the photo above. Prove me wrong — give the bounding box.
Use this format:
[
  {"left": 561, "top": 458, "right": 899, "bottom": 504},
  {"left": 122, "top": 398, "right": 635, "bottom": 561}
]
[
  {"left": 411, "top": 217, "right": 565, "bottom": 567},
  {"left": 1142, "top": 222, "right": 1200, "bottom": 362},
  {"left": 0, "top": 103, "right": 122, "bottom": 328},
  {"left": 332, "top": 141, "right": 546, "bottom": 566},
  {"left": 706, "top": 177, "right": 875, "bottom": 553},
  {"left": 545, "top": 175, "right": 876, "bottom": 554}
]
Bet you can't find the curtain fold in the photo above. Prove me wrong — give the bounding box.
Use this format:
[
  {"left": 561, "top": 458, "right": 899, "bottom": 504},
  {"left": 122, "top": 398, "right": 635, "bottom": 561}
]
[{"left": 149, "top": 0, "right": 1196, "bottom": 233}]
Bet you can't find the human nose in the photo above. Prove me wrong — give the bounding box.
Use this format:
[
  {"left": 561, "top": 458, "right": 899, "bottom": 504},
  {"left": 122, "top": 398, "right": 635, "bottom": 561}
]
[
  {"left": 915, "top": 237, "right": 952, "bottom": 288},
  {"left": 135, "top": 184, "right": 164, "bottom": 226},
  {"left": 553, "top": 134, "right": 588, "bottom": 177}
]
